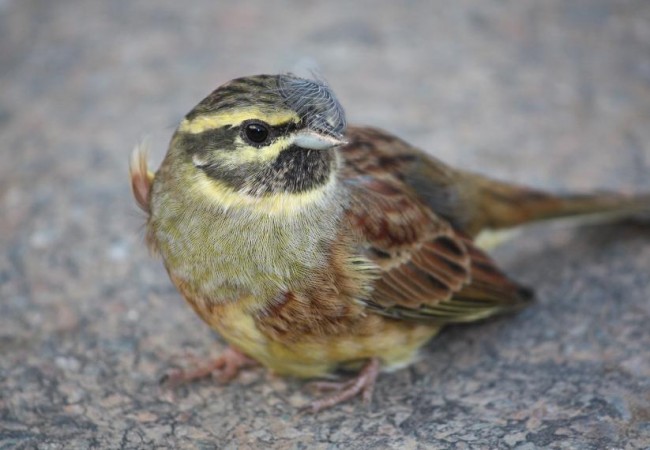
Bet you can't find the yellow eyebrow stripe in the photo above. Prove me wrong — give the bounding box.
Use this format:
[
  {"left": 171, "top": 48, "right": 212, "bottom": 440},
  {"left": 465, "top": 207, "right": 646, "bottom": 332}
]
[{"left": 179, "top": 108, "right": 300, "bottom": 134}]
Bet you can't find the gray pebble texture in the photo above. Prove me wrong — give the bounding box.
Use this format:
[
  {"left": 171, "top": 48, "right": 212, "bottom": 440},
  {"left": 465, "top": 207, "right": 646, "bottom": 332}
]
[{"left": 1, "top": 1, "right": 649, "bottom": 449}]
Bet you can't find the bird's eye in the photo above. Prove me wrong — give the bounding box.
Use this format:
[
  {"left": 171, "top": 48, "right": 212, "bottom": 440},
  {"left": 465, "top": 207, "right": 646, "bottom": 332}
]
[{"left": 242, "top": 121, "right": 270, "bottom": 145}]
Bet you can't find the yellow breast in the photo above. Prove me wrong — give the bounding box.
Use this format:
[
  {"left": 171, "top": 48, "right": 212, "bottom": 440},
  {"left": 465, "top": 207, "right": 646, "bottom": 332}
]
[{"left": 194, "top": 295, "right": 439, "bottom": 378}]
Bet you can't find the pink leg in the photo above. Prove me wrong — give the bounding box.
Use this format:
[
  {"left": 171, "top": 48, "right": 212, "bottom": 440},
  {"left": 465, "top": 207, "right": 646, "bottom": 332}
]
[
  {"left": 306, "top": 358, "right": 381, "bottom": 413},
  {"left": 161, "top": 346, "right": 257, "bottom": 387}
]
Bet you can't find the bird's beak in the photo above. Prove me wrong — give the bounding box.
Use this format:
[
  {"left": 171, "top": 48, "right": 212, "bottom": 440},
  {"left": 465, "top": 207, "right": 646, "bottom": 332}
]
[{"left": 292, "top": 131, "right": 348, "bottom": 150}]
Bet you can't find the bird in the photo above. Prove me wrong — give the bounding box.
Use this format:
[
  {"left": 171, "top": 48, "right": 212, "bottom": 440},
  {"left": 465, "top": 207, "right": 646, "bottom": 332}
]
[{"left": 130, "top": 74, "right": 649, "bottom": 412}]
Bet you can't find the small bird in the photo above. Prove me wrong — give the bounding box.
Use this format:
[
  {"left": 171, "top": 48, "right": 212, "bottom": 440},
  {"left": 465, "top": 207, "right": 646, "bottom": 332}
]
[{"left": 130, "top": 74, "right": 649, "bottom": 412}]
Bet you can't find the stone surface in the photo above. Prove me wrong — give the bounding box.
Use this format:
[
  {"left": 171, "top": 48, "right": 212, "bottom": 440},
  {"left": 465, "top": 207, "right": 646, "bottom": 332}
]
[{"left": 1, "top": 0, "right": 650, "bottom": 448}]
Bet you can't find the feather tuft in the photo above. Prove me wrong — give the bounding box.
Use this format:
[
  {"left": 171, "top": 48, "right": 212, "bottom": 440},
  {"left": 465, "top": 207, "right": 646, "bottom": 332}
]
[{"left": 129, "top": 141, "right": 154, "bottom": 213}]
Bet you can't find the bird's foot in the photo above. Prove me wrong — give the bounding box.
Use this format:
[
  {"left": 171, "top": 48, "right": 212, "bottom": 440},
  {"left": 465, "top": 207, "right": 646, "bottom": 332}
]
[
  {"left": 305, "top": 358, "right": 380, "bottom": 413},
  {"left": 161, "top": 346, "right": 256, "bottom": 387}
]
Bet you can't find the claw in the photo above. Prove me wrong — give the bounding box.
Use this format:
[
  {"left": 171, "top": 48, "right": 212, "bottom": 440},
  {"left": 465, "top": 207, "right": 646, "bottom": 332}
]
[
  {"left": 160, "top": 346, "right": 256, "bottom": 388},
  {"left": 305, "top": 358, "right": 380, "bottom": 413}
]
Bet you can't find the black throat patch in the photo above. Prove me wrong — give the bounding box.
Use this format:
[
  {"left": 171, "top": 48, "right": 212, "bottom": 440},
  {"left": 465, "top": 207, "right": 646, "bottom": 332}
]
[
  {"left": 199, "top": 144, "right": 336, "bottom": 196},
  {"left": 254, "top": 145, "right": 335, "bottom": 195}
]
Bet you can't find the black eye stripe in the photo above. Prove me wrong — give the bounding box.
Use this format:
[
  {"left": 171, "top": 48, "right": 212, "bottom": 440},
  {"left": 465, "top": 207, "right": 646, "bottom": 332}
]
[
  {"left": 239, "top": 120, "right": 302, "bottom": 147},
  {"left": 272, "top": 121, "right": 300, "bottom": 135}
]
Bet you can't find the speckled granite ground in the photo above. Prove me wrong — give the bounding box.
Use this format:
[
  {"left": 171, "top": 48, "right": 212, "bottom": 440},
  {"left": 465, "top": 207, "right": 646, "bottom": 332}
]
[{"left": 1, "top": 1, "right": 649, "bottom": 448}]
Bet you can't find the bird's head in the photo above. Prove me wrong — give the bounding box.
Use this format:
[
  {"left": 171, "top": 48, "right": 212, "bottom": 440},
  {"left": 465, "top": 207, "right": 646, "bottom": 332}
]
[{"left": 166, "top": 74, "right": 347, "bottom": 208}]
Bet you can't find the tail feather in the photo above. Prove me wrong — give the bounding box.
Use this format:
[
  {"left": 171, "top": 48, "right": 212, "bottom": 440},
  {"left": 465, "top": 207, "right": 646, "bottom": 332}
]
[{"left": 468, "top": 175, "right": 650, "bottom": 235}]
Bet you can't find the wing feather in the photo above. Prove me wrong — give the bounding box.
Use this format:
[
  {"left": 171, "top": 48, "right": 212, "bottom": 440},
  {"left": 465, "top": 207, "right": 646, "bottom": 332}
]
[{"left": 341, "top": 127, "right": 533, "bottom": 324}]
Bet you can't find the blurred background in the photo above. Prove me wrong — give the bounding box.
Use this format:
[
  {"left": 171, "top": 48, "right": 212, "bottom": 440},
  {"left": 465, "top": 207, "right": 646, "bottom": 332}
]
[{"left": 1, "top": 1, "right": 649, "bottom": 448}]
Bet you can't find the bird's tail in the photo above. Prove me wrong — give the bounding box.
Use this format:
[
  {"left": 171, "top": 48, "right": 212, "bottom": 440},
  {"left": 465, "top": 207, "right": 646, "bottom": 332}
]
[{"left": 467, "top": 175, "right": 650, "bottom": 235}]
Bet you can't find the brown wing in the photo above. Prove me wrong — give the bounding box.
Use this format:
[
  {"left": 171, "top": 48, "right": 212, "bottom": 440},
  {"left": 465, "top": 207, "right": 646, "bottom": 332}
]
[{"left": 341, "top": 127, "right": 532, "bottom": 324}]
